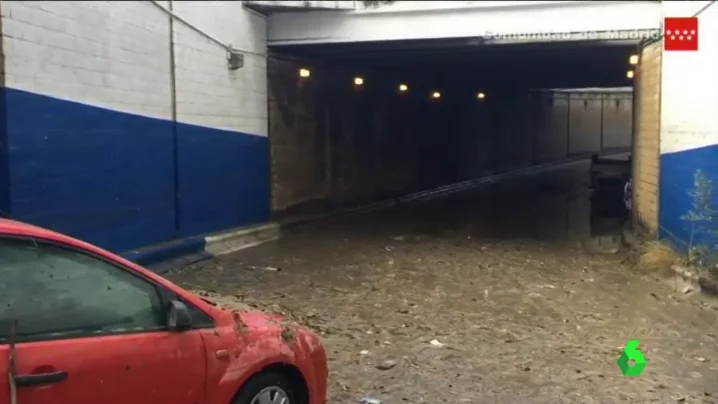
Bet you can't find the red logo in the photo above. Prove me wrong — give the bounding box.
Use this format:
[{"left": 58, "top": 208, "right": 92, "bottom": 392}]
[{"left": 664, "top": 17, "right": 698, "bottom": 51}]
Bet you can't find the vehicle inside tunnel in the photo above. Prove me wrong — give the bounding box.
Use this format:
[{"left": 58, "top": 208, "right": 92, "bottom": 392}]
[{"left": 267, "top": 39, "right": 637, "bottom": 224}]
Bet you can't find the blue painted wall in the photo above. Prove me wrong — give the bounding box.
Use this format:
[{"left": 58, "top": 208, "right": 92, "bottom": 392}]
[
  {"left": 176, "top": 123, "right": 270, "bottom": 238},
  {"left": 1, "top": 87, "right": 270, "bottom": 252},
  {"left": 0, "top": 87, "right": 10, "bottom": 217},
  {"left": 659, "top": 144, "right": 718, "bottom": 251}
]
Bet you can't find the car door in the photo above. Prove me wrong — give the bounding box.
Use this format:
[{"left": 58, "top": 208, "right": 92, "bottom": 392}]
[{"left": 0, "top": 236, "right": 208, "bottom": 404}]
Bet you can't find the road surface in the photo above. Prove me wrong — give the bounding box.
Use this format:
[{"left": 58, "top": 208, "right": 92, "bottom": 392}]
[{"left": 168, "top": 161, "right": 718, "bottom": 403}]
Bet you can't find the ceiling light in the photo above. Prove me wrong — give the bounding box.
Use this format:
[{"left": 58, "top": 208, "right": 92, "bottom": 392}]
[
  {"left": 354, "top": 77, "right": 364, "bottom": 86},
  {"left": 626, "top": 70, "right": 634, "bottom": 79},
  {"left": 299, "top": 68, "right": 311, "bottom": 78},
  {"left": 399, "top": 83, "right": 408, "bottom": 92},
  {"left": 431, "top": 91, "right": 441, "bottom": 99},
  {"left": 477, "top": 92, "right": 486, "bottom": 100},
  {"left": 629, "top": 55, "right": 639, "bottom": 65}
]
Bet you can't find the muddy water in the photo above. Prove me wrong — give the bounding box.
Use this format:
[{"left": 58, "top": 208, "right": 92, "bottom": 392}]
[{"left": 168, "top": 162, "right": 718, "bottom": 403}]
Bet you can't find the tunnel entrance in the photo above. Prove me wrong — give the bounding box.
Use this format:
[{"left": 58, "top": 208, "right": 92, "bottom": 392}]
[
  {"left": 267, "top": 39, "right": 638, "bottom": 232},
  {"left": 173, "top": 30, "right": 718, "bottom": 404}
]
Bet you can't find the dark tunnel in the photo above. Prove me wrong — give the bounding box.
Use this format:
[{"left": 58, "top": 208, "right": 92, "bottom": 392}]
[{"left": 266, "top": 39, "right": 636, "bottom": 220}]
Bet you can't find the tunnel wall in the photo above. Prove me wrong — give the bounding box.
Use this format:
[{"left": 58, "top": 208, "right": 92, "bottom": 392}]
[
  {"left": 633, "top": 42, "right": 662, "bottom": 234},
  {"left": 0, "top": 1, "right": 270, "bottom": 252},
  {"left": 456, "top": 89, "right": 632, "bottom": 181},
  {"left": 540, "top": 90, "right": 632, "bottom": 157},
  {"left": 268, "top": 57, "right": 420, "bottom": 214},
  {"left": 658, "top": 2, "right": 718, "bottom": 251},
  {"left": 268, "top": 57, "right": 633, "bottom": 216}
]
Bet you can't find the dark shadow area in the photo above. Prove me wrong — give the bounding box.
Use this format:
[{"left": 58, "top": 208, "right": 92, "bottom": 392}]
[
  {"left": 276, "top": 161, "right": 629, "bottom": 249},
  {"left": 267, "top": 40, "right": 635, "bottom": 224}
]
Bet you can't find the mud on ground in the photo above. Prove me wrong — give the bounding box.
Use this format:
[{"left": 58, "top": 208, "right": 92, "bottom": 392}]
[{"left": 167, "top": 166, "right": 718, "bottom": 403}]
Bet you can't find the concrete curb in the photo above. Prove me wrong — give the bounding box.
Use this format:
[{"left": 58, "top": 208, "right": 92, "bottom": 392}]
[
  {"left": 204, "top": 222, "right": 280, "bottom": 256},
  {"left": 121, "top": 236, "right": 206, "bottom": 267},
  {"left": 120, "top": 222, "right": 280, "bottom": 272}
]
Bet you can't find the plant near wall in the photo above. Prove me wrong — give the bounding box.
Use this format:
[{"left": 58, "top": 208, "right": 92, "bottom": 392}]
[{"left": 680, "top": 169, "right": 718, "bottom": 267}]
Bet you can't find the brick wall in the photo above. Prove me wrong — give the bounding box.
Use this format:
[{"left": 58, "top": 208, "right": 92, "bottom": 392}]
[
  {"left": 0, "top": 1, "right": 270, "bottom": 251},
  {"left": 633, "top": 41, "right": 662, "bottom": 234},
  {"left": 1, "top": 1, "right": 267, "bottom": 132},
  {"left": 171, "top": 1, "right": 267, "bottom": 135},
  {"left": 2, "top": 1, "right": 173, "bottom": 118}
]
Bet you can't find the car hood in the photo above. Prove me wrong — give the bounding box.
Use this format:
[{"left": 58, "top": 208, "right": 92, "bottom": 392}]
[{"left": 191, "top": 290, "right": 299, "bottom": 334}]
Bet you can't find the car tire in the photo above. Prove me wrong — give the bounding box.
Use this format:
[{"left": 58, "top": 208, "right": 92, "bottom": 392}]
[{"left": 233, "top": 372, "right": 297, "bottom": 404}]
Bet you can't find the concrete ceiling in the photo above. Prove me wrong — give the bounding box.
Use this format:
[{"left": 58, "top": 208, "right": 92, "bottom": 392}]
[{"left": 271, "top": 39, "right": 637, "bottom": 89}]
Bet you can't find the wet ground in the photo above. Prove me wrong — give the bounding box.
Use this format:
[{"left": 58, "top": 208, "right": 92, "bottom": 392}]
[{"left": 168, "top": 161, "right": 718, "bottom": 403}]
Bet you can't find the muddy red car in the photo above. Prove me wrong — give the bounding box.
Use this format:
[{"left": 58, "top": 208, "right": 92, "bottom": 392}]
[{"left": 0, "top": 218, "right": 328, "bottom": 404}]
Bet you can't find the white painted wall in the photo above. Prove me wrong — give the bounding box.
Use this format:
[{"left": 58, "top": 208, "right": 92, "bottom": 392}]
[
  {"left": 1, "top": 0, "right": 268, "bottom": 136},
  {"left": 267, "top": 1, "right": 662, "bottom": 45},
  {"left": 660, "top": 1, "right": 718, "bottom": 155},
  {"left": 170, "top": 1, "right": 268, "bottom": 136},
  {"left": 1, "top": 1, "right": 172, "bottom": 120},
  {"left": 655, "top": 1, "right": 718, "bottom": 247}
]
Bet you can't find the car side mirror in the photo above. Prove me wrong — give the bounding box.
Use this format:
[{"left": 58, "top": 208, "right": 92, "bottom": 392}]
[{"left": 166, "top": 300, "right": 192, "bottom": 331}]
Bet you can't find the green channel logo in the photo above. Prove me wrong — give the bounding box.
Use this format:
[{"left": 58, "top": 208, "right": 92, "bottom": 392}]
[{"left": 617, "top": 340, "right": 647, "bottom": 377}]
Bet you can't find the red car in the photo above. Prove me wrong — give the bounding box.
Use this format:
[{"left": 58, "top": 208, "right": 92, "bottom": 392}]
[{"left": 0, "top": 218, "right": 328, "bottom": 404}]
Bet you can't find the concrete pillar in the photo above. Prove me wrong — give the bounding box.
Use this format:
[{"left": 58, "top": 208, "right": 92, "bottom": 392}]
[{"left": 632, "top": 41, "right": 662, "bottom": 234}]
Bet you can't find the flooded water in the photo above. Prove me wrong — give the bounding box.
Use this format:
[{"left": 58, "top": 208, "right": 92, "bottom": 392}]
[
  {"left": 168, "top": 161, "right": 718, "bottom": 403},
  {"left": 278, "top": 160, "right": 628, "bottom": 251}
]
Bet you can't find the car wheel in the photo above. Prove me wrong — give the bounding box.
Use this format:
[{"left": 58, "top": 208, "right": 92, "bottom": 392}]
[{"left": 234, "top": 372, "right": 297, "bottom": 404}]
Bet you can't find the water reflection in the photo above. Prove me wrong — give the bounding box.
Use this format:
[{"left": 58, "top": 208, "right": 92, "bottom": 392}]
[
  {"left": 400, "top": 163, "right": 631, "bottom": 250},
  {"left": 276, "top": 162, "right": 630, "bottom": 252}
]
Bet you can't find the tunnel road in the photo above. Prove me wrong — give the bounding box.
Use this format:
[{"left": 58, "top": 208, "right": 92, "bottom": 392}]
[{"left": 167, "top": 162, "right": 718, "bottom": 403}]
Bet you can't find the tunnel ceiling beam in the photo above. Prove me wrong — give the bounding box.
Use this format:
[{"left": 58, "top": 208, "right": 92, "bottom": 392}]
[
  {"left": 271, "top": 41, "right": 636, "bottom": 89},
  {"left": 277, "top": 42, "right": 633, "bottom": 68},
  {"left": 266, "top": 1, "right": 661, "bottom": 46}
]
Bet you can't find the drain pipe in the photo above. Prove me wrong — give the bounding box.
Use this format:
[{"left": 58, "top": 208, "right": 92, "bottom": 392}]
[
  {"left": 168, "top": 0, "right": 181, "bottom": 234},
  {"left": 148, "top": 0, "right": 265, "bottom": 58}
]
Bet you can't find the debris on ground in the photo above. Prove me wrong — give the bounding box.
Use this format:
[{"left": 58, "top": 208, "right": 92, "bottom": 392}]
[
  {"left": 245, "top": 264, "right": 281, "bottom": 272},
  {"left": 167, "top": 167, "right": 718, "bottom": 403},
  {"left": 429, "top": 339, "right": 445, "bottom": 347},
  {"left": 280, "top": 323, "right": 295, "bottom": 344},
  {"left": 635, "top": 240, "right": 680, "bottom": 273},
  {"left": 375, "top": 359, "right": 397, "bottom": 370},
  {"left": 698, "top": 276, "right": 718, "bottom": 296}
]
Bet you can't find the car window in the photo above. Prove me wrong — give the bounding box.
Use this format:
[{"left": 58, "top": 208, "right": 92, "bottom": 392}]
[{"left": 0, "top": 238, "right": 165, "bottom": 343}]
